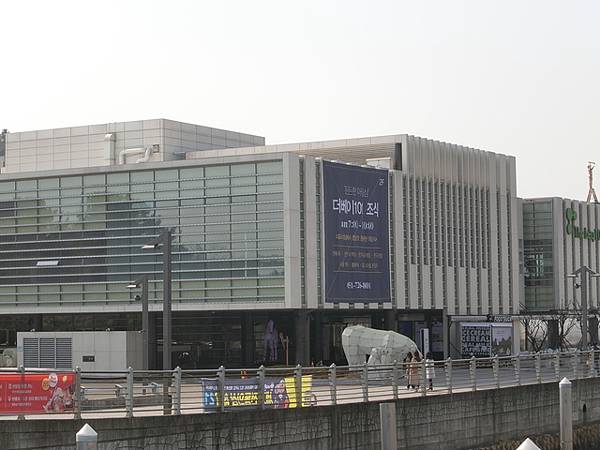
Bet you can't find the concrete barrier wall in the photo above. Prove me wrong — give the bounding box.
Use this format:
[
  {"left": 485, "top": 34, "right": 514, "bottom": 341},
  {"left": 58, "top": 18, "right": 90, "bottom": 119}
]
[{"left": 4, "top": 378, "right": 600, "bottom": 450}]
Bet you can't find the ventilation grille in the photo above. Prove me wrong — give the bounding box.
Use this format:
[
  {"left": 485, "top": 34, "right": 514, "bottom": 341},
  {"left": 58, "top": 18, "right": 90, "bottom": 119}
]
[
  {"left": 23, "top": 338, "right": 39, "bottom": 367},
  {"left": 55, "top": 338, "right": 73, "bottom": 369},
  {"left": 22, "top": 337, "right": 73, "bottom": 369}
]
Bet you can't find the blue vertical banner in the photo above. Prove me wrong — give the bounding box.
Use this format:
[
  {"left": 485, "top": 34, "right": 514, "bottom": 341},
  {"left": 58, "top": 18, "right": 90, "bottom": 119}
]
[{"left": 322, "top": 160, "right": 390, "bottom": 303}]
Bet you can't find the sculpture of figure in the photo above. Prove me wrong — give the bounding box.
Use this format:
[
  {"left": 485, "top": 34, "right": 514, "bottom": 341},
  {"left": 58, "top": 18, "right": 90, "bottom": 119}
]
[
  {"left": 587, "top": 161, "right": 598, "bottom": 203},
  {"left": 367, "top": 347, "right": 383, "bottom": 365},
  {"left": 263, "top": 320, "right": 278, "bottom": 362},
  {"left": 342, "top": 325, "right": 417, "bottom": 367}
]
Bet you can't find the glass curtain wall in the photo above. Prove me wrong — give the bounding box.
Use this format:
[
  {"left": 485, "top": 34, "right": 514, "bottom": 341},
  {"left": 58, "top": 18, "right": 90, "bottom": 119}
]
[
  {"left": 0, "top": 160, "right": 285, "bottom": 307},
  {"left": 523, "top": 201, "right": 555, "bottom": 311}
]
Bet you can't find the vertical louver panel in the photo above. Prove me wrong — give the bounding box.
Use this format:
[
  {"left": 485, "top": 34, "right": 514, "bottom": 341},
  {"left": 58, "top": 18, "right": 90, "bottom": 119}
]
[
  {"left": 23, "top": 338, "right": 39, "bottom": 368},
  {"left": 55, "top": 338, "right": 72, "bottom": 369},
  {"left": 22, "top": 337, "right": 74, "bottom": 369},
  {"left": 39, "top": 338, "right": 56, "bottom": 368}
]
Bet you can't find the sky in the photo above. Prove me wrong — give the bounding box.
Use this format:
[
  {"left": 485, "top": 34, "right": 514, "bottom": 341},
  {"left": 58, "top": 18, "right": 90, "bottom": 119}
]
[{"left": 1, "top": 0, "right": 599, "bottom": 200}]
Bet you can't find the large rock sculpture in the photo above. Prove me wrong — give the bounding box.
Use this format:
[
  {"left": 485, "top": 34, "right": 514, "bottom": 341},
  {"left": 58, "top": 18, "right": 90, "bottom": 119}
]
[{"left": 342, "top": 325, "right": 418, "bottom": 367}]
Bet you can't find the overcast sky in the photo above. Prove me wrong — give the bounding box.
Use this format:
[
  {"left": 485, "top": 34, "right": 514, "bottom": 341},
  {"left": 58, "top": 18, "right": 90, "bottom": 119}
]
[{"left": 1, "top": 1, "right": 598, "bottom": 200}]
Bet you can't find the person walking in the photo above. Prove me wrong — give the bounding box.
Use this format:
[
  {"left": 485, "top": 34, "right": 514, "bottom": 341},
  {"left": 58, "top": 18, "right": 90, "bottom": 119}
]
[
  {"left": 425, "top": 352, "right": 435, "bottom": 391},
  {"left": 411, "top": 351, "right": 422, "bottom": 391},
  {"left": 405, "top": 352, "right": 414, "bottom": 389}
]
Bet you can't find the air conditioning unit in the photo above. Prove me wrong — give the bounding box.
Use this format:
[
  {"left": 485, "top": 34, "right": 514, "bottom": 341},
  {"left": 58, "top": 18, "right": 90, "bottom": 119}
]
[{"left": 17, "top": 331, "right": 143, "bottom": 371}]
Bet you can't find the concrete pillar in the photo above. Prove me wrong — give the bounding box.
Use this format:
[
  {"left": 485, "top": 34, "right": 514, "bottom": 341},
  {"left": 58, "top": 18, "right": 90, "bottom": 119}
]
[
  {"left": 379, "top": 402, "right": 397, "bottom": 450},
  {"left": 76, "top": 423, "right": 97, "bottom": 450},
  {"left": 516, "top": 438, "right": 541, "bottom": 450},
  {"left": 313, "top": 311, "right": 324, "bottom": 364},
  {"left": 442, "top": 308, "right": 449, "bottom": 359},
  {"left": 148, "top": 312, "right": 158, "bottom": 369},
  {"left": 384, "top": 310, "right": 397, "bottom": 332},
  {"left": 242, "top": 312, "right": 254, "bottom": 367},
  {"left": 548, "top": 319, "right": 560, "bottom": 350},
  {"left": 589, "top": 316, "right": 599, "bottom": 346},
  {"left": 295, "top": 310, "right": 310, "bottom": 366},
  {"left": 559, "top": 378, "right": 573, "bottom": 450},
  {"left": 512, "top": 319, "right": 521, "bottom": 356}
]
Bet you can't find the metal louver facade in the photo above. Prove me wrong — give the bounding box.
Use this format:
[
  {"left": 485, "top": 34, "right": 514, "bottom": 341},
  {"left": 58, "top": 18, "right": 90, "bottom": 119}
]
[{"left": 22, "top": 336, "right": 72, "bottom": 369}]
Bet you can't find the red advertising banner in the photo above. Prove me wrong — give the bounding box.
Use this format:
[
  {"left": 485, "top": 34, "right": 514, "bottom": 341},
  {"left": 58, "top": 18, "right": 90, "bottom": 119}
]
[{"left": 0, "top": 372, "right": 75, "bottom": 414}]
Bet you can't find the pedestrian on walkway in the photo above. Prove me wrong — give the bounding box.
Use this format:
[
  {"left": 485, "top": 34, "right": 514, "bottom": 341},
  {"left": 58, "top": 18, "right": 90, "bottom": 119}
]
[
  {"left": 412, "top": 351, "right": 422, "bottom": 391},
  {"left": 405, "top": 352, "right": 414, "bottom": 389},
  {"left": 425, "top": 352, "right": 435, "bottom": 391}
]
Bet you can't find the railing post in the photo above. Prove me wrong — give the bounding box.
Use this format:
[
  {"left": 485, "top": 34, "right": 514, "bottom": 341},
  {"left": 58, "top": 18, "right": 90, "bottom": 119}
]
[
  {"left": 173, "top": 366, "right": 182, "bottom": 415},
  {"left": 493, "top": 355, "right": 500, "bottom": 389},
  {"left": 329, "top": 363, "right": 337, "bottom": 406},
  {"left": 572, "top": 351, "right": 579, "bottom": 380},
  {"left": 217, "top": 365, "right": 225, "bottom": 413},
  {"left": 74, "top": 366, "right": 82, "bottom": 420},
  {"left": 445, "top": 358, "right": 452, "bottom": 394},
  {"left": 294, "top": 364, "right": 303, "bottom": 408},
  {"left": 126, "top": 366, "right": 134, "bottom": 418},
  {"left": 469, "top": 356, "right": 476, "bottom": 391},
  {"left": 392, "top": 360, "right": 399, "bottom": 400},
  {"left": 514, "top": 354, "right": 521, "bottom": 386},
  {"left": 162, "top": 367, "right": 171, "bottom": 416},
  {"left": 362, "top": 363, "right": 369, "bottom": 402},
  {"left": 421, "top": 359, "right": 427, "bottom": 396},
  {"left": 17, "top": 365, "right": 25, "bottom": 420},
  {"left": 555, "top": 352, "right": 561, "bottom": 381},
  {"left": 535, "top": 352, "right": 542, "bottom": 384},
  {"left": 258, "top": 365, "right": 266, "bottom": 410}
]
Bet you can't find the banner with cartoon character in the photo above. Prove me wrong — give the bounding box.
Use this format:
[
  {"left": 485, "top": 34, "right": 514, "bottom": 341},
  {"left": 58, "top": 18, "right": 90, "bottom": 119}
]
[
  {"left": 0, "top": 371, "right": 75, "bottom": 414},
  {"left": 202, "top": 375, "right": 312, "bottom": 410}
]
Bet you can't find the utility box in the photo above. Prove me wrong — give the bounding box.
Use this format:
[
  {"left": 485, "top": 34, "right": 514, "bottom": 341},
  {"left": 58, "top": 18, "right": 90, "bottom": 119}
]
[{"left": 17, "top": 331, "right": 143, "bottom": 371}]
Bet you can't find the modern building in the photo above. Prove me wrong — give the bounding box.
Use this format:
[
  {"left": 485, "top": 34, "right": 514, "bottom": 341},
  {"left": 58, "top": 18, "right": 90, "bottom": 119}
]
[
  {"left": 0, "top": 119, "right": 522, "bottom": 367},
  {"left": 523, "top": 197, "right": 600, "bottom": 312},
  {"left": 0, "top": 129, "right": 7, "bottom": 168}
]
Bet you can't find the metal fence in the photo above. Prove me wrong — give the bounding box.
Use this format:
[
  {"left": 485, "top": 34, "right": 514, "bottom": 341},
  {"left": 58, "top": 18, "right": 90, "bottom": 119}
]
[{"left": 4, "top": 350, "right": 600, "bottom": 419}]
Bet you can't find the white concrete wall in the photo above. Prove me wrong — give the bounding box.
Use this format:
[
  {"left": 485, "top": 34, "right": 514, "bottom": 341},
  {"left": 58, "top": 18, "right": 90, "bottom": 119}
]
[
  {"left": 295, "top": 135, "right": 520, "bottom": 317},
  {"left": 3, "top": 119, "right": 264, "bottom": 173}
]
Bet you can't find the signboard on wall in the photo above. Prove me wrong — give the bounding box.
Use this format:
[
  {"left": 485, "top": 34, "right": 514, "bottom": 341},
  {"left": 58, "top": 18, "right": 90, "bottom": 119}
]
[
  {"left": 322, "top": 160, "right": 390, "bottom": 303},
  {"left": 0, "top": 372, "right": 75, "bottom": 414},
  {"left": 461, "top": 324, "right": 492, "bottom": 358},
  {"left": 491, "top": 326, "right": 513, "bottom": 356},
  {"left": 461, "top": 323, "right": 514, "bottom": 357}
]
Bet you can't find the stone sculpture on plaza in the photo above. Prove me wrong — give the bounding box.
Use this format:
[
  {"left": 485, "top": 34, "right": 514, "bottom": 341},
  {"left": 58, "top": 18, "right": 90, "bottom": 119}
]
[{"left": 342, "top": 325, "right": 418, "bottom": 367}]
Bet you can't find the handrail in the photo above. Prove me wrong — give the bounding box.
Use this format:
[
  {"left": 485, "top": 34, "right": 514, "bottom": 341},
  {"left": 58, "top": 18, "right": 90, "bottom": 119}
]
[{"left": 2, "top": 349, "right": 599, "bottom": 419}]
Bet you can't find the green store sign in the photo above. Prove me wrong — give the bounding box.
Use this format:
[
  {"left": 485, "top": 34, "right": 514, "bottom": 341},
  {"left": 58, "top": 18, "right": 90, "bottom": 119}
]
[{"left": 565, "top": 208, "right": 600, "bottom": 241}]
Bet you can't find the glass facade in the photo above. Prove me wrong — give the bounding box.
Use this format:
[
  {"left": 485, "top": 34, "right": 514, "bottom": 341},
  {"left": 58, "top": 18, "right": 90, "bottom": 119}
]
[
  {"left": 0, "top": 160, "right": 285, "bottom": 307},
  {"left": 523, "top": 201, "right": 555, "bottom": 311}
]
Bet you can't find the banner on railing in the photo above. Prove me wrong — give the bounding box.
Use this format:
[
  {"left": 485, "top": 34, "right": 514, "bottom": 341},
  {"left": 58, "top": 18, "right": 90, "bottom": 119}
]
[
  {"left": 201, "top": 375, "right": 313, "bottom": 410},
  {"left": 0, "top": 371, "right": 75, "bottom": 414}
]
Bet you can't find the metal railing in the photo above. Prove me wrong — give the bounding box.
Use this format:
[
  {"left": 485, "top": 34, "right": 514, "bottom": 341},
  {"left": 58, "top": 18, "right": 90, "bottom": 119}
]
[{"left": 4, "top": 350, "right": 600, "bottom": 419}]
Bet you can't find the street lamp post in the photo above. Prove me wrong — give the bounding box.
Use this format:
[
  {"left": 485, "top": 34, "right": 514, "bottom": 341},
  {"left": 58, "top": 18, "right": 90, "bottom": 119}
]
[
  {"left": 569, "top": 265, "right": 600, "bottom": 350},
  {"left": 142, "top": 229, "right": 173, "bottom": 371},
  {"left": 127, "top": 276, "right": 149, "bottom": 371}
]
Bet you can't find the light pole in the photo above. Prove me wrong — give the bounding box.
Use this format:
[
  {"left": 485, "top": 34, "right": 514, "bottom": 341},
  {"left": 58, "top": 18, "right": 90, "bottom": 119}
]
[
  {"left": 142, "top": 229, "right": 173, "bottom": 371},
  {"left": 568, "top": 265, "right": 600, "bottom": 350},
  {"left": 127, "top": 275, "right": 149, "bottom": 371}
]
